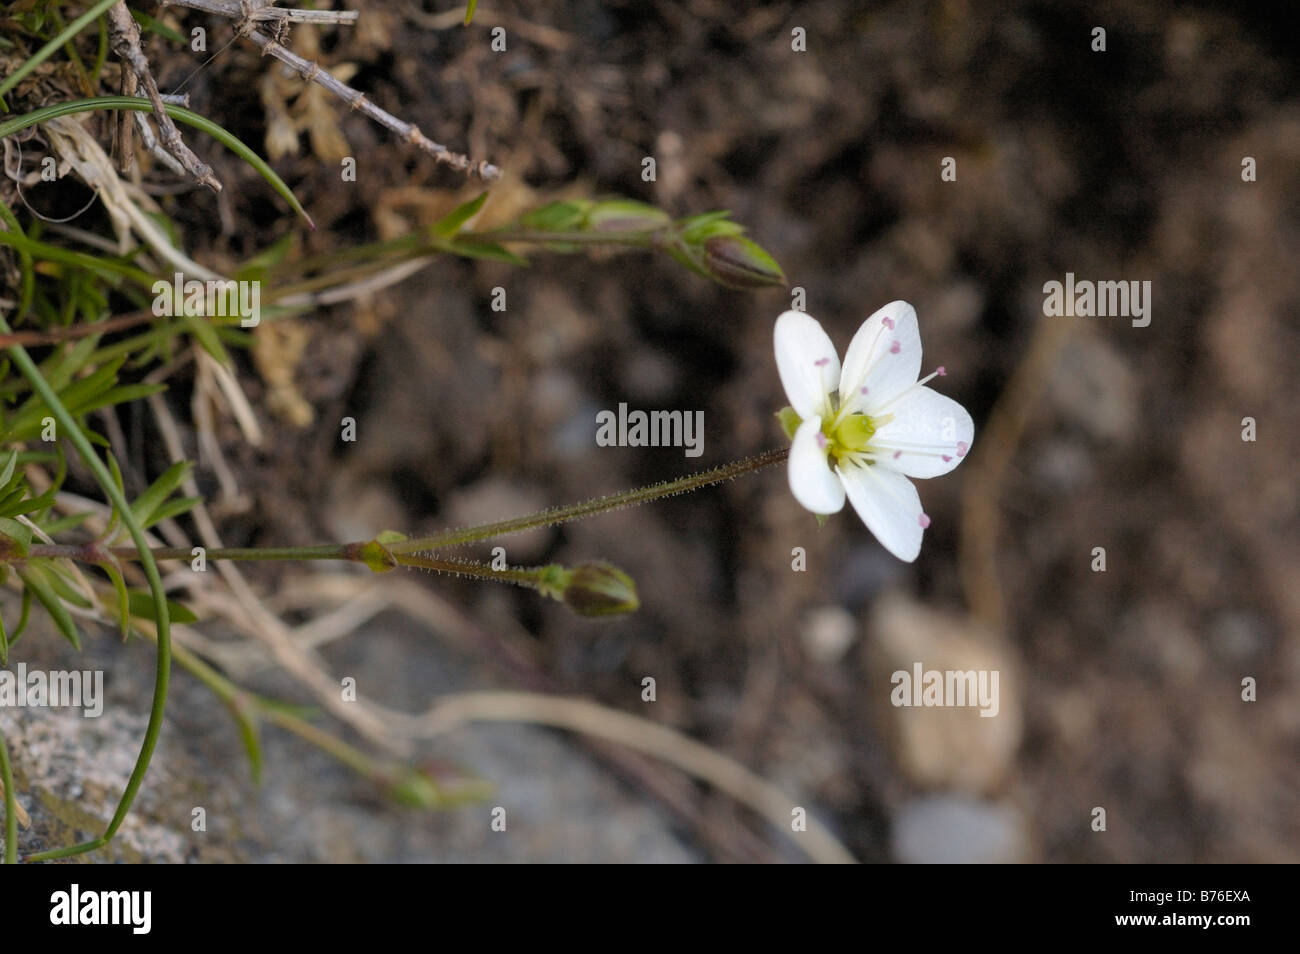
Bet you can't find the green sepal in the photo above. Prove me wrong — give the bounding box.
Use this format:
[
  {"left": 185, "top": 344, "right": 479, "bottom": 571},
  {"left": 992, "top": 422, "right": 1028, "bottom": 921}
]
[{"left": 776, "top": 406, "right": 802, "bottom": 441}]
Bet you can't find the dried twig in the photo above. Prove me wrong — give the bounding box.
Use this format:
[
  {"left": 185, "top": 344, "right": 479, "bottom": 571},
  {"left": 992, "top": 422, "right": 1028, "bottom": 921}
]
[
  {"left": 107, "top": 1, "right": 221, "bottom": 191},
  {"left": 160, "top": 0, "right": 500, "bottom": 178},
  {"left": 164, "top": 0, "right": 360, "bottom": 27}
]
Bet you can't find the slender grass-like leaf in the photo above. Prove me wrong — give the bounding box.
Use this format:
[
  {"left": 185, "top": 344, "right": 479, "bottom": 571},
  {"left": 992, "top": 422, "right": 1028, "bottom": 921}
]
[{"left": 0, "top": 97, "right": 313, "bottom": 228}]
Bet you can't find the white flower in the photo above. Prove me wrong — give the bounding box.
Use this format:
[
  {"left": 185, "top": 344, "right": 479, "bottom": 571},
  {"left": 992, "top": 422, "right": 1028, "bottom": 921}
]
[{"left": 774, "top": 301, "right": 974, "bottom": 562}]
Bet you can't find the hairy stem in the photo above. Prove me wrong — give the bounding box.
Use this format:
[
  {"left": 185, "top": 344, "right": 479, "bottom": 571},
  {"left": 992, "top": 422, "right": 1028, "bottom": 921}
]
[
  {"left": 388, "top": 447, "right": 790, "bottom": 554},
  {"left": 22, "top": 448, "right": 790, "bottom": 567}
]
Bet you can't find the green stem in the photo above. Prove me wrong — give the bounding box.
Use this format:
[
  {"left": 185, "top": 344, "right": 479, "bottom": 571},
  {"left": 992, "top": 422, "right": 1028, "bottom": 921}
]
[
  {"left": 394, "top": 553, "right": 557, "bottom": 589},
  {"left": 388, "top": 447, "right": 790, "bottom": 554},
  {"left": 151, "top": 629, "right": 385, "bottom": 782},
  {"left": 0, "top": 726, "right": 17, "bottom": 864},
  {"left": 26, "top": 542, "right": 347, "bottom": 563},
  {"left": 22, "top": 448, "right": 790, "bottom": 569},
  {"left": 269, "top": 228, "right": 664, "bottom": 292},
  {"left": 0, "top": 308, "right": 171, "bottom": 864},
  {"left": 479, "top": 229, "right": 668, "bottom": 246},
  {"left": 0, "top": 198, "right": 36, "bottom": 321}
]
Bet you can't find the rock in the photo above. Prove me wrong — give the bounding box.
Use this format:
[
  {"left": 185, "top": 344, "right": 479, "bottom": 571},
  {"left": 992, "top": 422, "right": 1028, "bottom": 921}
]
[
  {"left": 4, "top": 610, "right": 697, "bottom": 863},
  {"left": 1048, "top": 334, "right": 1137, "bottom": 443},
  {"left": 801, "top": 605, "right": 858, "bottom": 664},
  {"left": 892, "top": 794, "right": 1028, "bottom": 863},
  {"left": 1209, "top": 610, "right": 1270, "bottom": 663},
  {"left": 865, "top": 593, "right": 1021, "bottom": 793}
]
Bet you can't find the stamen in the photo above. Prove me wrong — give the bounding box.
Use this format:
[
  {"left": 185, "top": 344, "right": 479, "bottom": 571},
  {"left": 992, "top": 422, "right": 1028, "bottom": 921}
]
[
  {"left": 957, "top": 441, "right": 968, "bottom": 457},
  {"left": 870, "top": 366, "right": 949, "bottom": 414},
  {"left": 816, "top": 432, "right": 828, "bottom": 450},
  {"left": 873, "top": 444, "right": 955, "bottom": 460},
  {"left": 882, "top": 316, "right": 895, "bottom": 329},
  {"left": 870, "top": 434, "right": 962, "bottom": 461},
  {"left": 889, "top": 340, "right": 901, "bottom": 354},
  {"left": 814, "top": 357, "right": 830, "bottom": 367},
  {"left": 936, "top": 366, "right": 946, "bottom": 376},
  {"left": 918, "top": 513, "right": 931, "bottom": 529}
]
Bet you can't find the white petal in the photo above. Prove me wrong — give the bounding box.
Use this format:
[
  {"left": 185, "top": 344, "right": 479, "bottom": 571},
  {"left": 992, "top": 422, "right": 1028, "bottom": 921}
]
[
  {"left": 774, "top": 311, "right": 839, "bottom": 420},
  {"left": 873, "top": 387, "right": 975, "bottom": 479},
  {"left": 838, "top": 462, "right": 925, "bottom": 562},
  {"left": 838, "top": 300, "right": 921, "bottom": 411},
  {"left": 788, "top": 417, "right": 845, "bottom": 514}
]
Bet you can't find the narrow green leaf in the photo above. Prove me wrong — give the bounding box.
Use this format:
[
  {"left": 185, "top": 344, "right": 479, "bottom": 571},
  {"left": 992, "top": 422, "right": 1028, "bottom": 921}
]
[
  {"left": 519, "top": 200, "right": 589, "bottom": 231},
  {"left": 39, "top": 511, "right": 93, "bottom": 536},
  {"left": 105, "top": 449, "right": 126, "bottom": 496},
  {"left": 130, "top": 461, "right": 194, "bottom": 528},
  {"left": 447, "top": 238, "right": 529, "bottom": 266},
  {"left": 0, "top": 450, "right": 17, "bottom": 489},
  {"left": 0, "top": 485, "right": 57, "bottom": 519},
  {"left": 67, "top": 382, "right": 167, "bottom": 417},
  {"left": 18, "top": 568, "right": 82, "bottom": 650},
  {"left": 42, "top": 564, "right": 93, "bottom": 609},
  {"left": 235, "top": 233, "right": 295, "bottom": 284},
  {"left": 183, "top": 314, "right": 231, "bottom": 366},
  {"left": 141, "top": 495, "right": 201, "bottom": 530},
  {"left": 0, "top": 487, "right": 27, "bottom": 518},
  {"left": 431, "top": 192, "right": 489, "bottom": 238},
  {"left": 101, "top": 560, "right": 131, "bottom": 636},
  {"left": 126, "top": 591, "right": 198, "bottom": 625},
  {"left": 676, "top": 211, "right": 744, "bottom": 244},
  {"left": 7, "top": 589, "right": 33, "bottom": 651},
  {"left": 0, "top": 517, "right": 32, "bottom": 557},
  {"left": 130, "top": 9, "right": 187, "bottom": 45},
  {"left": 230, "top": 703, "right": 264, "bottom": 785}
]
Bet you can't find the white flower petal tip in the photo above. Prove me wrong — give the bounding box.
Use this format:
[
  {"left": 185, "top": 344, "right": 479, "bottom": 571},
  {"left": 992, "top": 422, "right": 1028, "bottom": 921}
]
[
  {"left": 838, "top": 301, "right": 921, "bottom": 412},
  {"left": 839, "top": 463, "right": 924, "bottom": 562},
  {"left": 772, "top": 302, "right": 973, "bottom": 561}
]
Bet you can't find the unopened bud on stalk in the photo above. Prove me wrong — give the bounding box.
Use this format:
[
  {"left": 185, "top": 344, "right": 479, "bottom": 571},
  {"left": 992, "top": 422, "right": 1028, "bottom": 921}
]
[
  {"left": 701, "top": 234, "right": 787, "bottom": 290},
  {"left": 667, "top": 211, "right": 786, "bottom": 290},
  {"left": 539, "top": 561, "right": 640, "bottom": 617}
]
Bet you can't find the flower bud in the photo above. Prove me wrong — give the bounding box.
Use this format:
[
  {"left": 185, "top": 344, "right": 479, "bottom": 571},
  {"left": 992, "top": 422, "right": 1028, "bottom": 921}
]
[
  {"left": 700, "top": 234, "right": 787, "bottom": 290},
  {"left": 559, "top": 562, "right": 640, "bottom": 617}
]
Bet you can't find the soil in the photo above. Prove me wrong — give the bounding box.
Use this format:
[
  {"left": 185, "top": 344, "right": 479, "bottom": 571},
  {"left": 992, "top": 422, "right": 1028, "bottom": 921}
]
[{"left": 6, "top": 0, "right": 1299, "bottom": 863}]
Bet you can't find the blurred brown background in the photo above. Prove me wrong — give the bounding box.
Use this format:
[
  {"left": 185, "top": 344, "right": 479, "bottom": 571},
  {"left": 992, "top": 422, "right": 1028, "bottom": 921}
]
[{"left": 10, "top": 0, "right": 1299, "bottom": 862}]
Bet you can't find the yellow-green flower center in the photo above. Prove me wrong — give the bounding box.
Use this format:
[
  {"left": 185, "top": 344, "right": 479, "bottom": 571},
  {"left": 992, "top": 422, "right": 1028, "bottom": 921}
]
[{"left": 826, "top": 412, "right": 877, "bottom": 460}]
